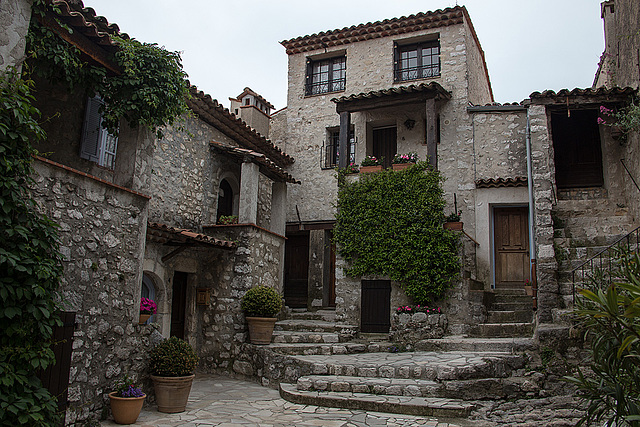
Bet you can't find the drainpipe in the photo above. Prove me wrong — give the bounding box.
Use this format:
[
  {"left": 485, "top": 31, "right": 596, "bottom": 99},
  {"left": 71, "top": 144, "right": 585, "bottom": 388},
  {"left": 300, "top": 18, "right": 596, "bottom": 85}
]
[{"left": 525, "top": 108, "right": 537, "bottom": 310}]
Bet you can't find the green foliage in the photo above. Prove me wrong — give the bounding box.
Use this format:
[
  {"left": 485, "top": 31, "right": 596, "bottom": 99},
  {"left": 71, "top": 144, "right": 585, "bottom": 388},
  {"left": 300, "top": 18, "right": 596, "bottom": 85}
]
[
  {"left": 615, "top": 98, "right": 640, "bottom": 137},
  {"left": 241, "top": 286, "right": 283, "bottom": 318},
  {"left": 0, "top": 69, "right": 63, "bottom": 425},
  {"left": 149, "top": 336, "right": 199, "bottom": 377},
  {"left": 334, "top": 162, "right": 460, "bottom": 305},
  {"left": 217, "top": 215, "right": 238, "bottom": 225},
  {"left": 26, "top": 3, "right": 189, "bottom": 139},
  {"left": 565, "top": 250, "right": 640, "bottom": 427}
]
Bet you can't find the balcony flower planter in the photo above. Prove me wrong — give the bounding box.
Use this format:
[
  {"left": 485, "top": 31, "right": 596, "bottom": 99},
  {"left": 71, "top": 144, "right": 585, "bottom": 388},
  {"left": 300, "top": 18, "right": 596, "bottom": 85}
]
[
  {"left": 392, "top": 163, "right": 414, "bottom": 171},
  {"left": 444, "top": 221, "right": 463, "bottom": 231},
  {"left": 360, "top": 165, "right": 383, "bottom": 174},
  {"left": 138, "top": 314, "right": 151, "bottom": 324}
]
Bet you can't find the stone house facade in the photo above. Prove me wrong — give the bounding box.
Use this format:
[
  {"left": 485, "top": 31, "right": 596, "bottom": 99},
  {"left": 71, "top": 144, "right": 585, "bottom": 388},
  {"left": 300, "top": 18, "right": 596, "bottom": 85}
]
[
  {"left": 271, "top": 4, "right": 639, "bottom": 332},
  {"left": 2, "top": 0, "right": 298, "bottom": 423}
]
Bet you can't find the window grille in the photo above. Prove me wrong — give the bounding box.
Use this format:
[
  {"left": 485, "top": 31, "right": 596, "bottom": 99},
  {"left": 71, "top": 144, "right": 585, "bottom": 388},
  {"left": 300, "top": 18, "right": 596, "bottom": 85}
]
[
  {"left": 394, "top": 40, "right": 440, "bottom": 82},
  {"left": 306, "top": 56, "right": 346, "bottom": 96}
]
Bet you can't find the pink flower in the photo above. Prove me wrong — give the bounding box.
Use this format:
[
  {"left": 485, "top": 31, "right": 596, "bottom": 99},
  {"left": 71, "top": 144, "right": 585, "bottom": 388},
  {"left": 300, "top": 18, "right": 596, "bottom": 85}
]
[{"left": 597, "top": 117, "right": 606, "bottom": 125}]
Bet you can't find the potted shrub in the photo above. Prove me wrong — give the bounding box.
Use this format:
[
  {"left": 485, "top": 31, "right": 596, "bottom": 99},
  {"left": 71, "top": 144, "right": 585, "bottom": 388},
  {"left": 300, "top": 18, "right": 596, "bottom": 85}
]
[
  {"left": 139, "top": 297, "right": 157, "bottom": 324},
  {"left": 241, "top": 285, "right": 283, "bottom": 345},
  {"left": 360, "top": 155, "right": 383, "bottom": 173},
  {"left": 392, "top": 152, "right": 419, "bottom": 170},
  {"left": 108, "top": 375, "right": 146, "bottom": 425},
  {"left": 444, "top": 210, "right": 463, "bottom": 230},
  {"left": 149, "top": 336, "right": 199, "bottom": 413}
]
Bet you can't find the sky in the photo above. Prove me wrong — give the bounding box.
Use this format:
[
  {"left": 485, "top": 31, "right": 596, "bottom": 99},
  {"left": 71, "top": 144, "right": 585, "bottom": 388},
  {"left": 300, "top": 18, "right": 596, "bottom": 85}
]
[{"left": 81, "top": 0, "right": 606, "bottom": 111}]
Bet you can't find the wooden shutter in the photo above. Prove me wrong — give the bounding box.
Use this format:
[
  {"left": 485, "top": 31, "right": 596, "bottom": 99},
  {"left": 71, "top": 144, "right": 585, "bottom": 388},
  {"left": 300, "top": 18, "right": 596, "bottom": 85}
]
[{"left": 80, "top": 97, "right": 103, "bottom": 163}]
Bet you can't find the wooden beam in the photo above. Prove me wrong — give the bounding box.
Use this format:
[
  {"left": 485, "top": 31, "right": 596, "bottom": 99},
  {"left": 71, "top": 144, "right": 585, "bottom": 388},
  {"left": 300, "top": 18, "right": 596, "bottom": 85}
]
[
  {"left": 336, "top": 92, "right": 429, "bottom": 113},
  {"left": 37, "top": 13, "right": 122, "bottom": 75},
  {"left": 338, "top": 111, "right": 351, "bottom": 169},
  {"left": 161, "top": 245, "right": 189, "bottom": 263}
]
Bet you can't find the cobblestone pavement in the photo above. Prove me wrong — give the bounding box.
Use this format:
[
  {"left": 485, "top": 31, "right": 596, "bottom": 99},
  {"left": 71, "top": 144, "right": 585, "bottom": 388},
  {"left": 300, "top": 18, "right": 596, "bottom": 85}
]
[{"left": 101, "top": 374, "right": 475, "bottom": 427}]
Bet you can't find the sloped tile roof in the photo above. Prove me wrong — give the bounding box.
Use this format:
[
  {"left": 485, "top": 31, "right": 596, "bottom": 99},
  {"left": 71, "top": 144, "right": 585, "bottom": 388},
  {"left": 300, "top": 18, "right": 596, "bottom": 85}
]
[
  {"left": 210, "top": 142, "right": 300, "bottom": 184},
  {"left": 529, "top": 87, "right": 636, "bottom": 99},
  {"left": 332, "top": 82, "right": 451, "bottom": 104},
  {"left": 234, "top": 87, "right": 275, "bottom": 111},
  {"left": 280, "top": 7, "right": 465, "bottom": 54},
  {"left": 147, "top": 222, "right": 236, "bottom": 250},
  {"left": 188, "top": 86, "right": 294, "bottom": 168},
  {"left": 475, "top": 177, "right": 528, "bottom": 188}
]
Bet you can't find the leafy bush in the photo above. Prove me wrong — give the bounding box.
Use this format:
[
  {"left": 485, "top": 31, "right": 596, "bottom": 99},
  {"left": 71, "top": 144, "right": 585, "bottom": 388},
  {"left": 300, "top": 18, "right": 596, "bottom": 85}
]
[
  {"left": 149, "top": 337, "right": 198, "bottom": 377},
  {"left": 334, "top": 162, "right": 460, "bottom": 305},
  {"left": 565, "top": 250, "right": 640, "bottom": 426},
  {"left": 241, "top": 286, "right": 283, "bottom": 318},
  {"left": 0, "top": 69, "right": 63, "bottom": 425}
]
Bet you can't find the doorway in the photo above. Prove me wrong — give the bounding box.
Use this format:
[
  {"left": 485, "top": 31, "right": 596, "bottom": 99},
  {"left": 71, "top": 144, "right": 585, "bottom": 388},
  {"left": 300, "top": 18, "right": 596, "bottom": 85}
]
[
  {"left": 361, "top": 280, "right": 391, "bottom": 333},
  {"left": 372, "top": 126, "right": 397, "bottom": 169},
  {"left": 494, "top": 207, "right": 530, "bottom": 288},
  {"left": 550, "top": 109, "right": 604, "bottom": 188},
  {"left": 170, "top": 271, "right": 188, "bottom": 339},
  {"left": 284, "top": 233, "right": 309, "bottom": 308}
]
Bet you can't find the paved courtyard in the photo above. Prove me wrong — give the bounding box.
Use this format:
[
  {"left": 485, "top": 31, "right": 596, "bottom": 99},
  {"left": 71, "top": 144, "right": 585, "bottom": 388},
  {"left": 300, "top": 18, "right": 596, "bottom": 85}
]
[{"left": 101, "top": 374, "right": 473, "bottom": 427}]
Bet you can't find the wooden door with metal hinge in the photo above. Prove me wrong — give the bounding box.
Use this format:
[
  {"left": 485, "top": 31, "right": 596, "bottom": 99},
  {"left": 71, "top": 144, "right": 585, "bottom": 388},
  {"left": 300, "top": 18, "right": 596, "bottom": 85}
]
[{"left": 494, "top": 207, "right": 530, "bottom": 288}]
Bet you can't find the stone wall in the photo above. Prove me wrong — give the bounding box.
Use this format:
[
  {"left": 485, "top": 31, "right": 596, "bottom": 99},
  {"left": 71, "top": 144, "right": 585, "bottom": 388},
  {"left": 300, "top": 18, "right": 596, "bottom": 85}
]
[
  {"left": 464, "top": 17, "right": 493, "bottom": 106},
  {"left": 0, "top": 0, "right": 30, "bottom": 71},
  {"left": 32, "top": 159, "right": 159, "bottom": 424}
]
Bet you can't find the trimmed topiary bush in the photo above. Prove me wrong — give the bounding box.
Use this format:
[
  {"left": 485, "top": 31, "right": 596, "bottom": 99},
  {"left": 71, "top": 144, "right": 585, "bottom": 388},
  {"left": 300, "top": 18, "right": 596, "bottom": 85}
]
[
  {"left": 241, "top": 286, "right": 283, "bottom": 318},
  {"left": 149, "top": 336, "right": 198, "bottom": 377}
]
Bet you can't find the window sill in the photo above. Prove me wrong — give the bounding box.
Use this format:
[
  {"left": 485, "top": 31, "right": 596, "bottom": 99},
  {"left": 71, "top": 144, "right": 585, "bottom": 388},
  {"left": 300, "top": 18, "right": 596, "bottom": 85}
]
[
  {"left": 304, "top": 89, "right": 346, "bottom": 98},
  {"left": 393, "top": 75, "right": 441, "bottom": 85}
]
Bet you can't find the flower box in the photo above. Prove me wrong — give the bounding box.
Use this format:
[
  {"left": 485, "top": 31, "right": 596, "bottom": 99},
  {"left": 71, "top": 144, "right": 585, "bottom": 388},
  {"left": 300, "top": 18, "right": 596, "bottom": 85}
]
[
  {"left": 444, "top": 221, "right": 463, "bottom": 231},
  {"left": 360, "top": 165, "right": 383, "bottom": 174},
  {"left": 392, "top": 163, "right": 413, "bottom": 171}
]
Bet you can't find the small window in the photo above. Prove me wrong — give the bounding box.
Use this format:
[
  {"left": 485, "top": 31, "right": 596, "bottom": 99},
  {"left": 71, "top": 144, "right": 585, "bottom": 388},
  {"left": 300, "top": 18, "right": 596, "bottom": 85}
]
[
  {"left": 245, "top": 98, "right": 251, "bottom": 106},
  {"left": 394, "top": 40, "right": 440, "bottom": 82},
  {"left": 80, "top": 96, "right": 118, "bottom": 169},
  {"left": 306, "top": 56, "right": 346, "bottom": 96},
  {"left": 322, "top": 128, "right": 355, "bottom": 169}
]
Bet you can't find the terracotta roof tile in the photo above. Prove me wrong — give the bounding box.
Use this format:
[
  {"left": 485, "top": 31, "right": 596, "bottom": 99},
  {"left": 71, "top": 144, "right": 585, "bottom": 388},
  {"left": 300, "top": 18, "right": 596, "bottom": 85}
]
[
  {"left": 332, "top": 82, "right": 451, "bottom": 105},
  {"left": 147, "top": 222, "right": 236, "bottom": 250},
  {"left": 281, "top": 7, "right": 465, "bottom": 54},
  {"left": 188, "top": 86, "right": 294, "bottom": 168},
  {"left": 234, "top": 87, "right": 275, "bottom": 111},
  {"left": 475, "top": 177, "right": 528, "bottom": 189},
  {"left": 529, "top": 87, "right": 636, "bottom": 99},
  {"left": 210, "top": 142, "right": 300, "bottom": 184}
]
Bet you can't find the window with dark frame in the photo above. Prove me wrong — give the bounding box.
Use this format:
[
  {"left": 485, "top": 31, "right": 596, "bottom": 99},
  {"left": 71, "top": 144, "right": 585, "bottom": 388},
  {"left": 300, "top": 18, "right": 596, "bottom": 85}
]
[
  {"left": 306, "top": 56, "right": 346, "bottom": 96},
  {"left": 322, "top": 128, "right": 355, "bottom": 169},
  {"left": 394, "top": 40, "right": 440, "bottom": 82}
]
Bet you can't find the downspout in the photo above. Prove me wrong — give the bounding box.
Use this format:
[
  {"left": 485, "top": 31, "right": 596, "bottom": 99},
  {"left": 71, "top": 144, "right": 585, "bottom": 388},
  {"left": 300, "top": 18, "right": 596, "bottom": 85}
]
[{"left": 525, "top": 108, "right": 537, "bottom": 310}]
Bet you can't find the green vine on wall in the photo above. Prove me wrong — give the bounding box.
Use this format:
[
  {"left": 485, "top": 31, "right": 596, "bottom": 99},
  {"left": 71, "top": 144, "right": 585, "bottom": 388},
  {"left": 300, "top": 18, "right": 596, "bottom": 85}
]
[
  {"left": 0, "top": 69, "right": 63, "bottom": 425},
  {"left": 26, "top": 1, "right": 190, "bottom": 138},
  {"left": 334, "top": 163, "right": 460, "bottom": 305}
]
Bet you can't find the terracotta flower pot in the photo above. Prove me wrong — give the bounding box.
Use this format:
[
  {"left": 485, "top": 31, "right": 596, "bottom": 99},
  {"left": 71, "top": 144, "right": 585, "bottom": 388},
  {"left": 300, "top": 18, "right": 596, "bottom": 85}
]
[
  {"left": 138, "top": 314, "right": 151, "bottom": 324},
  {"left": 392, "top": 163, "right": 414, "bottom": 171},
  {"left": 444, "top": 221, "right": 463, "bottom": 231},
  {"left": 151, "top": 374, "right": 195, "bottom": 413},
  {"left": 109, "top": 392, "right": 145, "bottom": 425},
  {"left": 246, "top": 317, "right": 277, "bottom": 345},
  {"left": 359, "top": 165, "right": 383, "bottom": 173}
]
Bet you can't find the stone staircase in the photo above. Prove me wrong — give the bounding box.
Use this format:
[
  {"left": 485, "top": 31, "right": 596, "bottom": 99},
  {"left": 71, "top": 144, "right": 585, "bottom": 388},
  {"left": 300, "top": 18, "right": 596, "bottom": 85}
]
[
  {"left": 468, "top": 288, "right": 535, "bottom": 339},
  {"left": 260, "top": 307, "right": 542, "bottom": 419},
  {"left": 552, "top": 190, "right": 637, "bottom": 309}
]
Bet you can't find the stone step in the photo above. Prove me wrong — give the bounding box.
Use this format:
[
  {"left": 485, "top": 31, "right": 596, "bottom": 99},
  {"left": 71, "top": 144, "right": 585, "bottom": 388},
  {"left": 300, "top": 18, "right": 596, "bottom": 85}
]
[
  {"left": 288, "top": 309, "right": 337, "bottom": 322},
  {"left": 491, "top": 301, "right": 534, "bottom": 311},
  {"left": 492, "top": 294, "right": 534, "bottom": 303},
  {"left": 415, "top": 336, "right": 537, "bottom": 353},
  {"left": 468, "top": 323, "right": 534, "bottom": 338},
  {"left": 279, "top": 383, "right": 475, "bottom": 418},
  {"left": 296, "top": 374, "right": 545, "bottom": 401},
  {"left": 487, "top": 310, "right": 533, "bottom": 324},
  {"left": 272, "top": 330, "right": 341, "bottom": 344},
  {"left": 274, "top": 319, "right": 358, "bottom": 334},
  {"left": 267, "top": 342, "right": 377, "bottom": 356},
  {"left": 491, "top": 288, "right": 527, "bottom": 295},
  {"left": 292, "top": 351, "right": 527, "bottom": 381}
]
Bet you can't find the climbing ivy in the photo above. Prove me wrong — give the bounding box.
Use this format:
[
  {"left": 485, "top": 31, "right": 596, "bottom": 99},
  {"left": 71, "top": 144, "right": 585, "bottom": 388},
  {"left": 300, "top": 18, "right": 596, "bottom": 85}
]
[
  {"left": 334, "top": 163, "right": 460, "bottom": 305},
  {"left": 0, "top": 69, "right": 63, "bottom": 425},
  {"left": 26, "top": 1, "right": 190, "bottom": 138}
]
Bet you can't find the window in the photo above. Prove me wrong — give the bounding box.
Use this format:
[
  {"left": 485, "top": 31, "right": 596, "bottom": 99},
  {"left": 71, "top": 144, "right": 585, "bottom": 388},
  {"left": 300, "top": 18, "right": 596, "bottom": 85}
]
[
  {"left": 394, "top": 40, "right": 440, "bottom": 82},
  {"left": 80, "top": 96, "right": 118, "bottom": 169},
  {"left": 305, "top": 56, "right": 346, "bottom": 96},
  {"left": 322, "top": 128, "right": 355, "bottom": 169}
]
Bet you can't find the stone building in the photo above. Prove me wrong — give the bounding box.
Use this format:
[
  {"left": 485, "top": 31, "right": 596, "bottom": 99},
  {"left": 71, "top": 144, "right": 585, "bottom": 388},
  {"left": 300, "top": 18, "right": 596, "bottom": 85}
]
[
  {"left": 2, "top": 0, "right": 297, "bottom": 422},
  {"left": 271, "top": 4, "right": 639, "bottom": 334}
]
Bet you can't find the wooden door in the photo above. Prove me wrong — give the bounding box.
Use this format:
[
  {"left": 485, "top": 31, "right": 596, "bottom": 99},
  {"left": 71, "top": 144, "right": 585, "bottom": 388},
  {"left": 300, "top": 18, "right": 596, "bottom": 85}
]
[
  {"left": 171, "top": 271, "right": 187, "bottom": 339},
  {"left": 361, "top": 280, "right": 391, "bottom": 333},
  {"left": 372, "top": 127, "right": 397, "bottom": 169},
  {"left": 38, "top": 311, "right": 75, "bottom": 426},
  {"left": 284, "top": 233, "right": 309, "bottom": 308},
  {"left": 551, "top": 109, "right": 604, "bottom": 188},
  {"left": 494, "top": 207, "right": 530, "bottom": 288}
]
